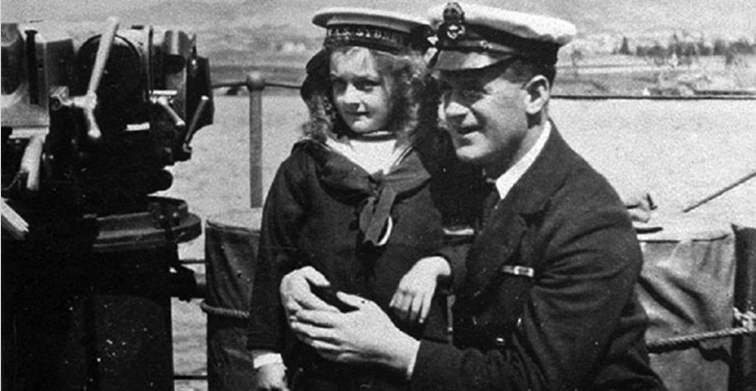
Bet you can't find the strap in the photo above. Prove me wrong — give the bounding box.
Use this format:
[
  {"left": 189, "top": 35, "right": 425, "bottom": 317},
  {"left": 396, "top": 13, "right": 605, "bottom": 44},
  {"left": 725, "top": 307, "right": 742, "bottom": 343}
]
[{"left": 359, "top": 185, "right": 397, "bottom": 246}]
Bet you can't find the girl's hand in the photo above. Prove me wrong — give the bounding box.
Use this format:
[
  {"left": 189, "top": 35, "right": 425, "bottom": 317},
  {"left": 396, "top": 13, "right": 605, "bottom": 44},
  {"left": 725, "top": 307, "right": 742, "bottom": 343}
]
[{"left": 389, "top": 256, "right": 451, "bottom": 324}]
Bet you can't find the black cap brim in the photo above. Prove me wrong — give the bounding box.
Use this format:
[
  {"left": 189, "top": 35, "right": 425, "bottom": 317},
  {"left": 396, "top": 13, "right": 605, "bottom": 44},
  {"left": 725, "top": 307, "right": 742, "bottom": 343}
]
[{"left": 432, "top": 50, "right": 513, "bottom": 71}]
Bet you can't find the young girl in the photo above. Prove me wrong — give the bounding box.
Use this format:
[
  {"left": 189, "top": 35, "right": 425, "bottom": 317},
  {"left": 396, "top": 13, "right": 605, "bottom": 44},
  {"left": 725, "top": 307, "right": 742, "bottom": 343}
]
[{"left": 247, "top": 8, "right": 484, "bottom": 391}]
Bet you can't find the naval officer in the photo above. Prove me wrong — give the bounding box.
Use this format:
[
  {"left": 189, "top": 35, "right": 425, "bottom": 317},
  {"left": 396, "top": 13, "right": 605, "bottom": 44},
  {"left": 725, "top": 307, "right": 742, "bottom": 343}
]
[{"left": 284, "top": 2, "right": 668, "bottom": 390}]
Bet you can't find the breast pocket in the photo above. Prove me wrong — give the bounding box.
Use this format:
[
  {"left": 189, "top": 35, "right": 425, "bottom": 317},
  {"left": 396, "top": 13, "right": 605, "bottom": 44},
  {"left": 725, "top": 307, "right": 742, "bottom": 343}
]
[{"left": 455, "top": 261, "right": 535, "bottom": 350}]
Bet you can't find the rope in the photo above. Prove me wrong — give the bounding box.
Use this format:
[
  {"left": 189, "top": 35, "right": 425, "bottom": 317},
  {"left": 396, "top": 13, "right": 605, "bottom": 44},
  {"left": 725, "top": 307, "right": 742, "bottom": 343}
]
[
  {"left": 647, "top": 309, "right": 756, "bottom": 352},
  {"left": 199, "top": 301, "right": 250, "bottom": 320},
  {"left": 198, "top": 300, "right": 756, "bottom": 349},
  {"left": 551, "top": 94, "right": 756, "bottom": 101},
  {"left": 682, "top": 168, "right": 756, "bottom": 213},
  {"left": 648, "top": 326, "right": 756, "bottom": 351}
]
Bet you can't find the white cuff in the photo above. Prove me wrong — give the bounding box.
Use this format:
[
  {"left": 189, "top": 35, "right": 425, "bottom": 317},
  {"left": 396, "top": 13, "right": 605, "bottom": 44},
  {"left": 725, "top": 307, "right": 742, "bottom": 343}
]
[
  {"left": 405, "top": 339, "right": 421, "bottom": 379},
  {"left": 251, "top": 350, "right": 284, "bottom": 369}
]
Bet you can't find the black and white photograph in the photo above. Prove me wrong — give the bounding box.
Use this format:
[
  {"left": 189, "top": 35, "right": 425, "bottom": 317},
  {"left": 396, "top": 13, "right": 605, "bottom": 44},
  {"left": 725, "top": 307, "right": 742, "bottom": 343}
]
[{"left": 2, "top": 1, "right": 755, "bottom": 390}]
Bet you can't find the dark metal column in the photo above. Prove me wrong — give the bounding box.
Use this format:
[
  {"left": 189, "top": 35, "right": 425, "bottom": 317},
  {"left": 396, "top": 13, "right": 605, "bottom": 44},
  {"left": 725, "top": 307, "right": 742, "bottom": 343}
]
[
  {"left": 246, "top": 72, "right": 265, "bottom": 208},
  {"left": 3, "top": 197, "right": 201, "bottom": 391}
]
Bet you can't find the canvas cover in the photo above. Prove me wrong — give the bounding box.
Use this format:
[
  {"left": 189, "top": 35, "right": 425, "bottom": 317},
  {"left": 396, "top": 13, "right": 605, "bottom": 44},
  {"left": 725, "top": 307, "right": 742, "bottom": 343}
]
[
  {"left": 205, "top": 208, "right": 263, "bottom": 391},
  {"left": 637, "top": 214, "right": 736, "bottom": 391}
]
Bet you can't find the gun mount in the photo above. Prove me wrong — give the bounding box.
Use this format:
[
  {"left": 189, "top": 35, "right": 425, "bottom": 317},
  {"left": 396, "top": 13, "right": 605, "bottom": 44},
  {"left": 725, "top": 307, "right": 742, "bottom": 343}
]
[
  {"left": 2, "top": 19, "right": 213, "bottom": 391},
  {"left": 2, "top": 19, "right": 213, "bottom": 216}
]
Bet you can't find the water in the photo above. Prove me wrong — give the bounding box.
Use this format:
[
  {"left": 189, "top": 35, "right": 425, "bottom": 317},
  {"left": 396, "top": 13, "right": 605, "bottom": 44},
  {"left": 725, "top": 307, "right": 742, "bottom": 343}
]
[{"left": 166, "top": 95, "right": 756, "bottom": 389}]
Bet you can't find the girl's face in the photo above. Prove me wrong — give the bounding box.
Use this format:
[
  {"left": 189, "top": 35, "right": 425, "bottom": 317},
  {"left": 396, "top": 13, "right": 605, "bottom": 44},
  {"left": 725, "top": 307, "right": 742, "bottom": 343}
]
[{"left": 330, "top": 48, "right": 394, "bottom": 134}]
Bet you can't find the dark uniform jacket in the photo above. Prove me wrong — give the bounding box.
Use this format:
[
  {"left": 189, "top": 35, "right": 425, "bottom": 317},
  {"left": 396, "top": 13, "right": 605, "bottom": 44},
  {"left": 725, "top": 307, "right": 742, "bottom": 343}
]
[
  {"left": 247, "top": 132, "right": 485, "bottom": 391},
  {"left": 413, "top": 127, "right": 667, "bottom": 391}
]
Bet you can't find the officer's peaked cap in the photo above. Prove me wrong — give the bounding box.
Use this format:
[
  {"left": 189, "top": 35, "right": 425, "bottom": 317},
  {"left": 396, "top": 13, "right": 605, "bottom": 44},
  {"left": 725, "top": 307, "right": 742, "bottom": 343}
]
[{"left": 428, "top": 2, "right": 576, "bottom": 70}]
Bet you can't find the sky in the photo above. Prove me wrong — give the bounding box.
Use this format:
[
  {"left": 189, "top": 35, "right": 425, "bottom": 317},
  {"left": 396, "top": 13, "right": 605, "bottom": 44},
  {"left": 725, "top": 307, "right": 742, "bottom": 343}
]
[
  {"left": 3, "top": 0, "right": 430, "bottom": 23},
  {"left": 2, "top": 0, "right": 755, "bottom": 38}
]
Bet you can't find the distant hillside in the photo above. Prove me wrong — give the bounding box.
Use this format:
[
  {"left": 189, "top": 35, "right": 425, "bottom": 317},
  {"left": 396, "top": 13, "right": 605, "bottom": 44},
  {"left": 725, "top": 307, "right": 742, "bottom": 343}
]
[
  {"left": 46, "top": 0, "right": 756, "bottom": 43},
  {"left": 5, "top": 0, "right": 754, "bottom": 84},
  {"left": 43, "top": 0, "right": 751, "bottom": 64},
  {"left": 3, "top": 0, "right": 754, "bottom": 96}
]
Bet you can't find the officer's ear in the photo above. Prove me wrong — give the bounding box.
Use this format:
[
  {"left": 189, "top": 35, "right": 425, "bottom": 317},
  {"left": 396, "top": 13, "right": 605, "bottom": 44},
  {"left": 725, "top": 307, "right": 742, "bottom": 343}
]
[{"left": 522, "top": 75, "right": 550, "bottom": 115}]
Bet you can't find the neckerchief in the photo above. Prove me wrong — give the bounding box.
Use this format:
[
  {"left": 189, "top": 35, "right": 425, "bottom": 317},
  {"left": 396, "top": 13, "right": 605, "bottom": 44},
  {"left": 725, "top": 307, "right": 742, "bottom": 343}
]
[{"left": 295, "top": 139, "right": 431, "bottom": 246}]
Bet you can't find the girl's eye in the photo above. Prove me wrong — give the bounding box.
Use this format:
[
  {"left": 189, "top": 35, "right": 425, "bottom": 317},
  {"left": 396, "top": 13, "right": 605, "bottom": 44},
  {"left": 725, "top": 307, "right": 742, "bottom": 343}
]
[
  {"left": 355, "top": 79, "right": 380, "bottom": 91},
  {"left": 331, "top": 79, "right": 346, "bottom": 92}
]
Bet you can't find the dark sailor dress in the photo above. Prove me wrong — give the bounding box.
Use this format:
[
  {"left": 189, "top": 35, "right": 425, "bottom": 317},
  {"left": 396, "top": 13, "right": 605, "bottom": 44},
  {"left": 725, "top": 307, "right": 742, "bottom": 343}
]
[{"left": 247, "top": 134, "right": 484, "bottom": 391}]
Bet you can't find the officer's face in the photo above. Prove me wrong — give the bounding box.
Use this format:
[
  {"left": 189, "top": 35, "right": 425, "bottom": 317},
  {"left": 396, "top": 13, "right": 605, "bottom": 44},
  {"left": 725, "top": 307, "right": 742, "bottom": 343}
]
[
  {"left": 330, "top": 48, "right": 393, "bottom": 134},
  {"left": 439, "top": 65, "right": 531, "bottom": 177}
]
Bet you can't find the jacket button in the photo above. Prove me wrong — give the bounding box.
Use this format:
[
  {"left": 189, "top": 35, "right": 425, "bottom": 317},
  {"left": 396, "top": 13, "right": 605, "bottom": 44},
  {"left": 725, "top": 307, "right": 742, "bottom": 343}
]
[{"left": 494, "top": 337, "right": 506, "bottom": 347}]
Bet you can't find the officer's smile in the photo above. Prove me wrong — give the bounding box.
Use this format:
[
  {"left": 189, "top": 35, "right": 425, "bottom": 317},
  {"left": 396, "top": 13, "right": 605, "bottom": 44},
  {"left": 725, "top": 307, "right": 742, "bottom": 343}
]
[{"left": 454, "top": 126, "right": 482, "bottom": 136}]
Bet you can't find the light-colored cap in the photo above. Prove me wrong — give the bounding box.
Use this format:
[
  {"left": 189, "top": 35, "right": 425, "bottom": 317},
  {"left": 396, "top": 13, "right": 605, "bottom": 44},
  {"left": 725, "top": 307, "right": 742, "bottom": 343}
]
[
  {"left": 313, "top": 7, "right": 432, "bottom": 53},
  {"left": 427, "top": 2, "right": 577, "bottom": 70}
]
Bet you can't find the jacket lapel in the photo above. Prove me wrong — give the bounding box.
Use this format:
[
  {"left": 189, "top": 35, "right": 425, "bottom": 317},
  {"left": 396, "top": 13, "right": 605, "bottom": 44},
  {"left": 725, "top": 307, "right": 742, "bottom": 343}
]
[{"left": 462, "top": 125, "right": 579, "bottom": 299}]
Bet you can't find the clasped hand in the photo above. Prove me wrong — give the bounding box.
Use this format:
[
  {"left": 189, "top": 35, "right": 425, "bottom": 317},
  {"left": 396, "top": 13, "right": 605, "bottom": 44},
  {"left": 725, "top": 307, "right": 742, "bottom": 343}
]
[
  {"left": 290, "top": 290, "right": 410, "bottom": 366},
  {"left": 280, "top": 258, "right": 449, "bottom": 367}
]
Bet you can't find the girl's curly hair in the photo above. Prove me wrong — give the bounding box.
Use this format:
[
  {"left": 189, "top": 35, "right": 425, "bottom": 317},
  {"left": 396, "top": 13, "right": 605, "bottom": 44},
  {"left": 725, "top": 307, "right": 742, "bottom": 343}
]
[{"left": 300, "top": 46, "right": 437, "bottom": 143}]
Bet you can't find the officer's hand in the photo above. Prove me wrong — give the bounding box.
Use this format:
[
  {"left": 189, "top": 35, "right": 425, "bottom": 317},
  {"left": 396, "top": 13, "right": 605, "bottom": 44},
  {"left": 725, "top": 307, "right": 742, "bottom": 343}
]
[
  {"left": 291, "top": 293, "right": 419, "bottom": 372},
  {"left": 390, "top": 256, "right": 450, "bottom": 324},
  {"left": 280, "top": 266, "right": 338, "bottom": 322},
  {"left": 255, "top": 362, "right": 289, "bottom": 391}
]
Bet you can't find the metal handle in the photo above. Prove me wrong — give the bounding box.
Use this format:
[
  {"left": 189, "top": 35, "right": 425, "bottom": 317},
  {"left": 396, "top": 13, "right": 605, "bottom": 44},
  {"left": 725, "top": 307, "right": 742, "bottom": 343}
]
[
  {"left": 87, "top": 17, "right": 119, "bottom": 96},
  {"left": 182, "top": 95, "right": 210, "bottom": 154},
  {"left": 19, "top": 134, "right": 46, "bottom": 192},
  {"left": 82, "top": 17, "right": 120, "bottom": 141},
  {"left": 152, "top": 93, "right": 186, "bottom": 129}
]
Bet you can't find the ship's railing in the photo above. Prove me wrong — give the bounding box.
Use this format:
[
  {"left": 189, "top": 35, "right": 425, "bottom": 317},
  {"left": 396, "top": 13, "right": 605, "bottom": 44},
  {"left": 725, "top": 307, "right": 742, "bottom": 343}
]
[
  {"left": 212, "top": 72, "right": 756, "bottom": 209},
  {"left": 181, "top": 72, "right": 755, "bottom": 390}
]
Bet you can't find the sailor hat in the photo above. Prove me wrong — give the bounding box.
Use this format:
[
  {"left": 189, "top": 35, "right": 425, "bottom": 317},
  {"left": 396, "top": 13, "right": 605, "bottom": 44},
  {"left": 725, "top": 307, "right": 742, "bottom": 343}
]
[
  {"left": 313, "top": 7, "right": 432, "bottom": 53},
  {"left": 427, "top": 2, "right": 576, "bottom": 70}
]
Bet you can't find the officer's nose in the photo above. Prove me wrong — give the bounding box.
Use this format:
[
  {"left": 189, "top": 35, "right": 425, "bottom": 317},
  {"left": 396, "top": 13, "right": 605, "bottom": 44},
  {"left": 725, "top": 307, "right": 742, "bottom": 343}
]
[{"left": 444, "top": 97, "right": 472, "bottom": 128}]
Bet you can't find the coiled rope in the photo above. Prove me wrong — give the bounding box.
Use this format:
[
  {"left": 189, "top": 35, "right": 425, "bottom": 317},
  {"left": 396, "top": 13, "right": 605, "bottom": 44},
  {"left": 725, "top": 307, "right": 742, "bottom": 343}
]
[
  {"left": 199, "top": 301, "right": 250, "bottom": 320},
  {"left": 198, "top": 301, "right": 756, "bottom": 350},
  {"left": 647, "top": 309, "right": 756, "bottom": 352}
]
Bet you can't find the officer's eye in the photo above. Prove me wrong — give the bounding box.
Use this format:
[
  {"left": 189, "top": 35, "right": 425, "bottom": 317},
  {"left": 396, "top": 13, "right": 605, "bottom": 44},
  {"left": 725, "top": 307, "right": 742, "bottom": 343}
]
[
  {"left": 438, "top": 81, "right": 452, "bottom": 99},
  {"left": 460, "top": 88, "right": 484, "bottom": 102}
]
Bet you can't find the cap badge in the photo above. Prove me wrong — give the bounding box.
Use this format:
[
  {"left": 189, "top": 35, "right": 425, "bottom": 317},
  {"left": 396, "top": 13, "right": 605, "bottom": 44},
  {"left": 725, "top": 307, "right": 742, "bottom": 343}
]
[{"left": 442, "top": 2, "right": 466, "bottom": 41}]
